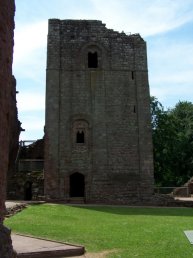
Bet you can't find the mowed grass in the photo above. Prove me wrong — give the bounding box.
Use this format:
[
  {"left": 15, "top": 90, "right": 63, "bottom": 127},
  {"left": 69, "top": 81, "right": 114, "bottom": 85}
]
[{"left": 5, "top": 204, "right": 193, "bottom": 257}]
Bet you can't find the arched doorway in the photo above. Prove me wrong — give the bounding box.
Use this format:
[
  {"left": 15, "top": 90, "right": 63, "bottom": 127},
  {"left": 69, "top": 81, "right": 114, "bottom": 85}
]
[
  {"left": 24, "top": 181, "right": 32, "bottom": 200},
  {"left": 70, "top": 173, "right": 85, "bottom": 197}
]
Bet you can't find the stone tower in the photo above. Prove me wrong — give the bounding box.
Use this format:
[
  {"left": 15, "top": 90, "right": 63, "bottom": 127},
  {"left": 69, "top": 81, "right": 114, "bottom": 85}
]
[{"left": 45, "top": 19, "right": 154, "bottom": 204}]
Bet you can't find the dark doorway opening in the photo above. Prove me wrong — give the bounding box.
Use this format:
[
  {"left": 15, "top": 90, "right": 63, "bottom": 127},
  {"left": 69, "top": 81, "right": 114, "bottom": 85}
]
[
  {"left": 76, "top": 130, "right": 84, "bottom": 143},
  {"left": 70, "top": 172, "right": 85, "bottom": 197},
  {"left": 88, "top": 51, "right": 98, "bottom": 68},
  {"left": 24, "top": 181, "right": 32, "bottom": 200}
]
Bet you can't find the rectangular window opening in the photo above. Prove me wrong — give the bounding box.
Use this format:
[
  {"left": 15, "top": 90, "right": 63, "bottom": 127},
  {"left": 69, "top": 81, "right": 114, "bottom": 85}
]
[
  {"left": 131, "top": 71, "right": 135, "bottom": 80},
  {"left": 88, "top": 52, "right": 98, "bottom": 68},
  {"left": 76, "top": 131, "right": 85, "bottom": 143}
]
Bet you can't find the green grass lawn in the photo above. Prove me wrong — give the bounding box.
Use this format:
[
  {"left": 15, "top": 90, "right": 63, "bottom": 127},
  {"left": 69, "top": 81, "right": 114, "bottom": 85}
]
[{"left": 5, "top": 204, "right": 193, "bottom": 257}]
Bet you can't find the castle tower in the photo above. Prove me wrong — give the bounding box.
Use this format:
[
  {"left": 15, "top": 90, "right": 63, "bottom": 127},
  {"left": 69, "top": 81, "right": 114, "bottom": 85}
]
[{"left": 45, "top": 19, "right": 154, "bottom": 204}]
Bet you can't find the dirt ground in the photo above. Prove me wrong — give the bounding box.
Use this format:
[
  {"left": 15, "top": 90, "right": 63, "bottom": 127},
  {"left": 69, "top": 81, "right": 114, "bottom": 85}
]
[{"left": 68, "top": 249, "right": 118, "bottom": 258}]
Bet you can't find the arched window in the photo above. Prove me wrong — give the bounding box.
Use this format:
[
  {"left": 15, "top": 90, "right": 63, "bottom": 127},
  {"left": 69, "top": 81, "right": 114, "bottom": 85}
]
[
  {"left": 76, "top": 130, "right": 84, "bottom": 143},
  {"left": 88, "top": 51, "right": 98, "bottom": 68},
  {"left": 72, "top": 119, "right": 89, "bottom": 148}
]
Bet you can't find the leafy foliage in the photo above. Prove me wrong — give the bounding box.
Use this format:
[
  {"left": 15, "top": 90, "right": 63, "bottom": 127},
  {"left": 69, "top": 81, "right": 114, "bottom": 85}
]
[{"left": 151, "top": 97, "right": 193, "bottom": 186}]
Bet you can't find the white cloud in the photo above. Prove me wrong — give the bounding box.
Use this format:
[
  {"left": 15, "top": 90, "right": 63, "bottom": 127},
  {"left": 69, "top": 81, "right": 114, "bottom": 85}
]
[
  {"left": 151, "top": 84, "right": 193, "bottom": 99},
  {"left": 148, "top": 39, "right": 193, "bottom": 106},
  {"left": 13, "top": 20, "right": 47, "bottom": 66},
  {"left": 22, "top": 118, "right": 44, "bottom": 131},
  {"left": 150, "top": 71, "right": 193, "bottom": 85},
  {"left": 150, "top": 83, "right": 193, "bottom": 109},
  {"left": 148, "top": 41, "right": 193, "bottom": 85},
  {"left": 13, "top": 0, "right": 193, "bottom": 83},
  {"left": 17, "top": 92, "right": 45, "bottom": 112},
  {"left": 149, "top": 41, "right": 193, "bottom": 64},
  {"left": 19, "top": 116, "right": 44, "bottom": 140},
  {"left": 14, "top": 0, "right": 193, "bottom": 139},
  {"left": 89, "top": 0, "right": 193, "bottom": 36}
]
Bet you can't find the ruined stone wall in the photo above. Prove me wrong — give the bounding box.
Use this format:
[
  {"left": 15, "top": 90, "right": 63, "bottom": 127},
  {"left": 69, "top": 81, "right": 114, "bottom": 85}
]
[
  {"left": 8, "top": 170, "right": 44, "bottom": 200},
  {"left": 20, "top": 139, "right": 44, "bottom": 159},
  {"left": 7, "top": 139, "right": 44, "bottom": 200},
  {"left": 45, "top": 20, "right": 154, "bottom": 204},
  {"left": 0, "top": 0, "right": 17, "bottom": 256},
  {"left": 0, "top": 0, "right": 15, "bottom": 220},
  {"left": 7, "top": 76, "right": 22, "bottom": 195}
]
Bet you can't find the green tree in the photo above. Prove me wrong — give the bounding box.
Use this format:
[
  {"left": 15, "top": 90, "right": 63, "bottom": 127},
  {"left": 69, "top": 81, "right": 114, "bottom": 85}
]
[
  {"left": 151, "top": 98, "right": 193, "bottom": 187},
  {"left": 151, "top": 97, "right": 176, "bottom": 186},
  {"left": 169, "top": 101, "right": 193, "bottom": 185}
]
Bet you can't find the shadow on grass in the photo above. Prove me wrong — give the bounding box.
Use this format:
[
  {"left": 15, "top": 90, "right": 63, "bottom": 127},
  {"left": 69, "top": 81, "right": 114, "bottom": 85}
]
[{"left": 64, "top": 204, "right": 193, "bottom": 217}]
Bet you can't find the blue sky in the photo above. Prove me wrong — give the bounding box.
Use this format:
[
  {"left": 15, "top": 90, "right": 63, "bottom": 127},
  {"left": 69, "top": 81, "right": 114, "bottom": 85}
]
[{"left": 14, "top": 0, "right": 193, "bottom": 140}]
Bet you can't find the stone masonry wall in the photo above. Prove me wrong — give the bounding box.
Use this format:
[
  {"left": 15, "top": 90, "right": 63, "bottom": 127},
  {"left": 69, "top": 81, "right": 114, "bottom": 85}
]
[
  {"left": 45, "top": 20, "right": 154, "bottom": 204},
  {"left": 7, "top": 139, "right": 44, "bottom": 200},
  {"left": 0, "top": 0, "right": 17, "bottom": 256},
  {"left": 7, "top": 76, "right": 22, "bottom": 198}
]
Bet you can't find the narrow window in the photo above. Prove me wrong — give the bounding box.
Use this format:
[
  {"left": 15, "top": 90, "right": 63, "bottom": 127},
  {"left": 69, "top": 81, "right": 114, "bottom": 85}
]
[
  {"left": 6, "top": 112, "right": 9, "bottom": 122},
  {"left": 88, "top": 51, "right": 98, "bottom": 68},
  {"left": 76, "top": 131, "right": 85, "bottom": 143},
  {"left": 131, "top": 71, "right": 134, "bottom": 80}
]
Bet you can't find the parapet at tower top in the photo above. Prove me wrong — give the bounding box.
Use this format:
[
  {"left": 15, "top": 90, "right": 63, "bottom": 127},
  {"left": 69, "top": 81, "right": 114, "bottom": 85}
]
[{"left": 48, "top": 18, "right": 142, "bottom": 40}]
